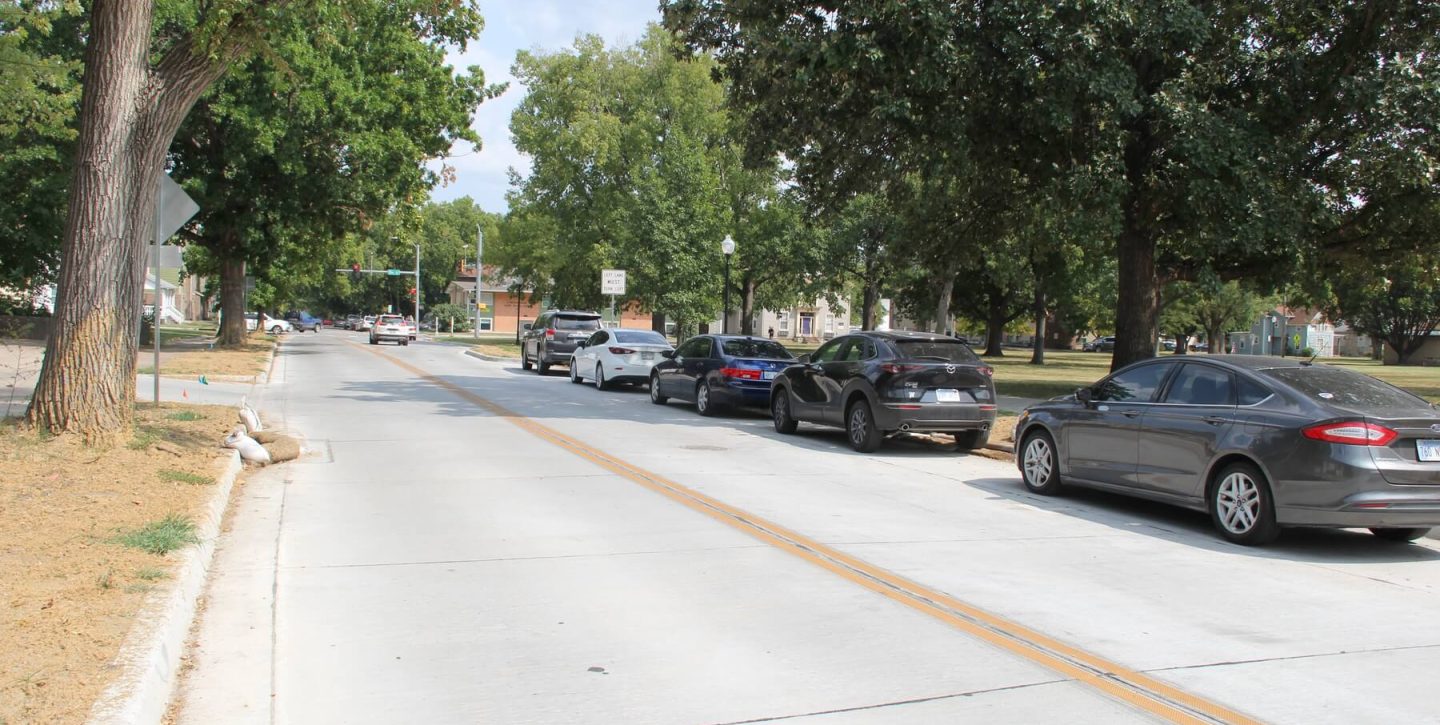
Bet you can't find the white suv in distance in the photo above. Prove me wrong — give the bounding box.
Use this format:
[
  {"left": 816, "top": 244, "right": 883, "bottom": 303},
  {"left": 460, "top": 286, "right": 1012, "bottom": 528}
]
[{"left": 369, "top": 315, "right": 409, "bottom": 345}]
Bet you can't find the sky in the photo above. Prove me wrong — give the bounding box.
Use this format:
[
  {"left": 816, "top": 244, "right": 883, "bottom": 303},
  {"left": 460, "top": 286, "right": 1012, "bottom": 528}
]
[{"left": 428, "top": 0, "right": 662, "bottom": 214}]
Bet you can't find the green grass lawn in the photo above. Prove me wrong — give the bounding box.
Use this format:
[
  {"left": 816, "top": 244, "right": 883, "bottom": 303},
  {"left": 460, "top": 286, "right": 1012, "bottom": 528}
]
[
  {"left": 983, "top": 349, "right": 1440, "bottom": 402},
  {"left": 156, "top": 322, "right": 216, "bottom": 345}
]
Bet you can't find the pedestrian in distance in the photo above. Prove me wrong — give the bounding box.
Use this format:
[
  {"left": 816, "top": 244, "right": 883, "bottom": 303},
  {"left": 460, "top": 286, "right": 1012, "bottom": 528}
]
[{"left": 768, "top": 326, "right": 775, "bottom": 339}]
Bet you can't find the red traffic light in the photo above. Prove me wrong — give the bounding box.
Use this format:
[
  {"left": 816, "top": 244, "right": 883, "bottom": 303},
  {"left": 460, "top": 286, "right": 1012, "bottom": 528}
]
[
  {"left": 408, "top": 287, "right": 417, "bottom": 296},
  {"left": 351, "top": 263, "right": 361, "bottom": 273}
]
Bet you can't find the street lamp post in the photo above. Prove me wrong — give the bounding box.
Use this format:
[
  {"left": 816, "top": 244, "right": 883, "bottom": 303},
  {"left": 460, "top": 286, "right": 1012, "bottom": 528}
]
[{"left": 721, "top": 236, "right": 735, "bottom": 334}]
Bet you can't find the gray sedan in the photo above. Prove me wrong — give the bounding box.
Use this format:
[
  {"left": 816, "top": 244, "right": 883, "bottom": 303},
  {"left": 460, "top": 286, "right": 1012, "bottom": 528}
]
[{"left": 1015, "top": 355, "right": 1440, "bottom": 545}]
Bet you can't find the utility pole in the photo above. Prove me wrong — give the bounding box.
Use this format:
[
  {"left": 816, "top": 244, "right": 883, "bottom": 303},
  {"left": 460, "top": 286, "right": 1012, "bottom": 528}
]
[
  {"left": 414, "top": 243, "right": 421, "bottom": 332},
  {"left": 474, "top": 224, "right": 483, "bottom": 338}
]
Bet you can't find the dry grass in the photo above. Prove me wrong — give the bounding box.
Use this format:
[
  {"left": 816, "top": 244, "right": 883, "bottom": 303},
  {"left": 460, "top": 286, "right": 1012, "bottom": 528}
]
[
  {"left": 140, "top": 339, "right": 274, "bottom": 380},
  {"left": 471, "top": 342, "right": 521, "bottom": 359},
  {"left": 0, "top": 404, "right": 237, "bottom": 724}
]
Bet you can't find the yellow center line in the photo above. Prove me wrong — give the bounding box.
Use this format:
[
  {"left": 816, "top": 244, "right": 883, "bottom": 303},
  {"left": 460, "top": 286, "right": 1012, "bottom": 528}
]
[{"left": 361, "top": 342, "right": 1261, "bottom": 725}]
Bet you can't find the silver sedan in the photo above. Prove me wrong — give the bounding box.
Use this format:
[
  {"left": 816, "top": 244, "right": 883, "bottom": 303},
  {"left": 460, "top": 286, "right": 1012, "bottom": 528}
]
[{"left": 1015, "top": 355, "right": 1440, "bottom": 545}]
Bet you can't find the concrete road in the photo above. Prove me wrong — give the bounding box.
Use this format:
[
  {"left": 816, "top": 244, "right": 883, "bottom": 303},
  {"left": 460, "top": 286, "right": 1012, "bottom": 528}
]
[{"left": 176, "top": 333, "right": 1440, "bottom": 724}]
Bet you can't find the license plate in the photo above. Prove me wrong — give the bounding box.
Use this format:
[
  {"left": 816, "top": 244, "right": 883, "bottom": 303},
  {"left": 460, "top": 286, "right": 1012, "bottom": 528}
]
[
  {"left": 936, "top": 388, "right": 961, "bottom": 403},
  {"left": 1418, "top": 440, "right": 1440, "bottom": 461},
  {"left": 762, "top": 371, "right": 777, "bottom": 380}
]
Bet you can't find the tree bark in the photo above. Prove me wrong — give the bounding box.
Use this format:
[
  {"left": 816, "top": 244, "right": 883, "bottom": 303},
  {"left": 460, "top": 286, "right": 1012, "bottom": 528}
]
[
  {"left": 1205, "top": 326, "right": 1224, "bottom": 354},
  {"left": 739, "top": 276, "right": 756, "bottom": 336},
  {"left": 1174, "top": 333, "right": 1188, "bottom": 354},
  {"left": 933, "top": 267, "right": 955, "bottom": 335},
  {"left": 218, "top": 255, "right": 247, "bottom": 346},
  {"left": 26, "top": 0, "right": 255, "bottom": 439},
  {"left": 1112, "top": 227, "right": 1160, "bottom": 371},
  {"left": 861, "top": 282, "right": 879, "bottom": 330},
  {"left": 984, "top": 300, "right": 1007, "bottom": 357},
  {"left": 1030, "top": 288, "right": 1046, "bottom": 365}
]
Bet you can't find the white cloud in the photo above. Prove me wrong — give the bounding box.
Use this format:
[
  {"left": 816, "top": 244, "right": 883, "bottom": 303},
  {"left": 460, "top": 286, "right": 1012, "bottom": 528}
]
[{"left": 427, "top": 0, "right": 660, "bottom": 213}]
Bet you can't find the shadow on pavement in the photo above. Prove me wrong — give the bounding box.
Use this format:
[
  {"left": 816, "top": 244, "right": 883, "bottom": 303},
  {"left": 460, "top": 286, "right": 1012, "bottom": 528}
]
[{"left": 961, "top": 476, "right": 1440, "bottom": 564}]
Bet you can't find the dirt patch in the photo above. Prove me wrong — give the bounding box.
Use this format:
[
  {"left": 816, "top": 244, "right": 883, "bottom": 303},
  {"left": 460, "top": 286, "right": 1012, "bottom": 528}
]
[
  {"left": 0, "top": 404, "right": 238, "bottom": 724},
  {"left": 992, "top": 414, "right": 1017, "bottom": 446},
  {"left": 139, "top": 340, "right": 275, "bottom": 380}
]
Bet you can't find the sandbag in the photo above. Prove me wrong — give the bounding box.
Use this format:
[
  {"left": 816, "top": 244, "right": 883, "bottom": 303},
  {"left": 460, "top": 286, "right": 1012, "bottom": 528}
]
[
  {"left": 223, "top": 428, "right": 272, "bottom": 465},
  {"left": 251, "top": 430, "right": 280, "bottom": 444},
  {"left": 238, "top": 395, "right": 262, "bottom": 434},
  {"left": 264, "top": 435, "right": 302, "bottom": 463}
]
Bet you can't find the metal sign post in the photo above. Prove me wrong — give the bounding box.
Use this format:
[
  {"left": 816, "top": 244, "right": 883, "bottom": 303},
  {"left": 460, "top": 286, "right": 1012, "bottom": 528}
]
[
  {"left": 601, "top": 269, "right": 626, "bottom": 327},
  {"left": 474, "top": 226, "right": 483, "bottom": 338},
  {"left": 151, "top": 173, "right": 199, "bottom": 407}
]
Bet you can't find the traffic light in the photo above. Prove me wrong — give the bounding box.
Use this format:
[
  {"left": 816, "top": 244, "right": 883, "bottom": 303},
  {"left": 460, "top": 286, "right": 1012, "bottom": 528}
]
[
  {"left": 408, "top": 287, "right": 417, "bottom": 297},
  {"left": 350, "top": 263, "right": 361, "bottom": 282}
]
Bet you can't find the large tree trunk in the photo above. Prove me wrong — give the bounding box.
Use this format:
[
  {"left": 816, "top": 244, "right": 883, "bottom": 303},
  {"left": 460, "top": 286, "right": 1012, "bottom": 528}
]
[
  {"left": 1173, "top": 333, "right": 1188, "bottom": 354},
  {"left": 1205, "top": 326, "right": 1224, "bottom": 354},
  {"left": 739, "top": 277, "right": 756, "bottom": 336},
  {"left": 984, "top": 299, "right": 1007, "bottom": 357},
  {"left": 26, "top": 0, "right": 252, "bottom": 439},
  {"left": 1112, "top": 229, "right": 1160, "bottom": 371},
  {"left": 217, "top": 255, "right": 247, "bottom": 346},
  {"left": 1030, "top": 288, "right": 1046, "bottom": 365},
  {"left": 933, "top": 268, "right": 955, "bottom": 335},
  {"left": 861, "top": 282, "right": 879, "bottom": 330}
]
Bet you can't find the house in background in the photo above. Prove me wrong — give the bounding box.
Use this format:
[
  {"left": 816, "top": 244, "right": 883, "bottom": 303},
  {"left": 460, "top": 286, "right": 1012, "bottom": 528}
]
[
  {"left": 1231, "top": 307, "right": 1335, "bottom": 357},
  {"left": 141, "top": 272, "right": 185, "bottom": 324},
  {"left": 446, "top": 263, "right": 541, "bottom": 334},
  {"left": 717, "top": 296, "right": 851, "bottom": 342}
]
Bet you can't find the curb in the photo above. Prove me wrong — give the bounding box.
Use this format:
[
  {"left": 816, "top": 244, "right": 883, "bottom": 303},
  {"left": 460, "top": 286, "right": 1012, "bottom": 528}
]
[
  {"left": 464, "top": 348, "right": 520, "bottom": 364},
  {"left": 985, "top": 441, "right": 1014, "bottom": 455},
  {"left": 255, "top": 338, "right": 281, "bottom": 384},
  {"left": 86, "top": 449, "right": 245, "bottom": 725}
]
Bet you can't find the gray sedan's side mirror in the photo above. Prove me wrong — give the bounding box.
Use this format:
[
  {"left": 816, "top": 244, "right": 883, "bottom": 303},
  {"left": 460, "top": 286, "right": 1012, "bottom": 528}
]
[{"left": 1076, "top": 387, "right": 1093, "bottom": 404}]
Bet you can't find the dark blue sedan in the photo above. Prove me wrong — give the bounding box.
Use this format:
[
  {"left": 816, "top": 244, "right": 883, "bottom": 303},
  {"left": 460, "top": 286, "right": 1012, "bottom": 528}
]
[{"left": 649, "top": 335, "right": 797, "bottom": 416}]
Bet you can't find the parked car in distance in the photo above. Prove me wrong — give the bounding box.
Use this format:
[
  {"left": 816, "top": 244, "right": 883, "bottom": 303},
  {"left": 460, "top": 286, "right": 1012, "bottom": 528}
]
[
  {"left": 245, "top": 313, "right": 291, "bottom": 334},
  {"left": 369, "top": 314, "right": 409, "bottom": 345},
  {"left": 358, "top": 315, "right": 375, "bottom": 332},
  {"left": 1161, "top": 339, "right": 1177, "bottom": 352},
  {"left": 649, "top": 335, "right": 796, "bottom": 416},
  {"left": 770, "top": 331, "right": 997, "bottom": 453},
  {"left": 569, "top": 328, "right": 674, "bottom": 389},
  {"left": 286, "top": 312, "right": 322, "bottom": 332},
  {"left": 1014, "top": 355, "right": 1440, "bottom": 545},
  {"left": 521, "top": 310, "right": 603, "bottom": 374},
  {"left": 403, "top": 317, "right": 417, "bottom": 340},
  {"left": 342, "top": 314, "right": 362, "bottom": 330},
  {"left": 1085, "top": 336, "right": 1116, "bottom": 352}
]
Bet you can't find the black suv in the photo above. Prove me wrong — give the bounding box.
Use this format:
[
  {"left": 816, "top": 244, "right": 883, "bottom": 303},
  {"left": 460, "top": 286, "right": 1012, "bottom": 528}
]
[
  {"left": 522, "top": 310, "right": 603, "bottom": 374},
  {"left": 769, "top": 331, "right": 997, "bottom": 452}
]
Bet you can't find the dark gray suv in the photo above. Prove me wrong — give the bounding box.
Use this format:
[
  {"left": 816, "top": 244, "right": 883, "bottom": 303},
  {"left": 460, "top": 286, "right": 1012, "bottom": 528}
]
[{"left": 521, "top": 310, "right": 602, "bottom": 374}]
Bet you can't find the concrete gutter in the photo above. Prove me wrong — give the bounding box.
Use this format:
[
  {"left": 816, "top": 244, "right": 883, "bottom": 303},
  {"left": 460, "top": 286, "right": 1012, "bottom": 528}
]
[{"left": 87, "top": 450, "right": 245, "bottom": 725}]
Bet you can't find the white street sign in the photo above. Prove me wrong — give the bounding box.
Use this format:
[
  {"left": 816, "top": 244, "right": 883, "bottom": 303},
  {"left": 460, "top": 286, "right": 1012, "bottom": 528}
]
[
  {"left": 601, "top": 269, "right": 626, "bottom": 295},
  {"left": 156, "top": 172, "right": 199, "bottom": 243}
]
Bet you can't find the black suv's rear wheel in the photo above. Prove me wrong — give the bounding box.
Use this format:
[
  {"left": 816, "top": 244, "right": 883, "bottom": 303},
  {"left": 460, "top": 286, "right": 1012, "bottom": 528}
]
[
  {"left": 772, "top": 390, "right": 797, "bottom": 434},
  {"left": 846, "top": 400, "right": 882, "bottom": 452}
]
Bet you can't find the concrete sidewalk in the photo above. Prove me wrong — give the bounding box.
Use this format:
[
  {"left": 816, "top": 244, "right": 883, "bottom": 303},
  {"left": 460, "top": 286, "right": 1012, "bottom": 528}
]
[{"left": 2, "top": 339, "right": 259, "bottom": 417}]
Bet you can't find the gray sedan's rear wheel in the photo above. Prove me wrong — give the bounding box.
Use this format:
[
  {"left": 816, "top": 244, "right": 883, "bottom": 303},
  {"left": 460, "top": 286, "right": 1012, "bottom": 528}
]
[
  {"left": 1370, "top": 527, "right": 1431, "bottom": 542},
  {"left": 1209, "top": 462, "right": 1279, "bottom": 546},
  {"left": 1019, "top": 430, "right": 1062, "bottom": 494},
  {"left": 771, "top": 390, "right": 797, "bottom": 434},
  {"left": 649, "top": 374, "right": 668, "bottom": 405}
]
